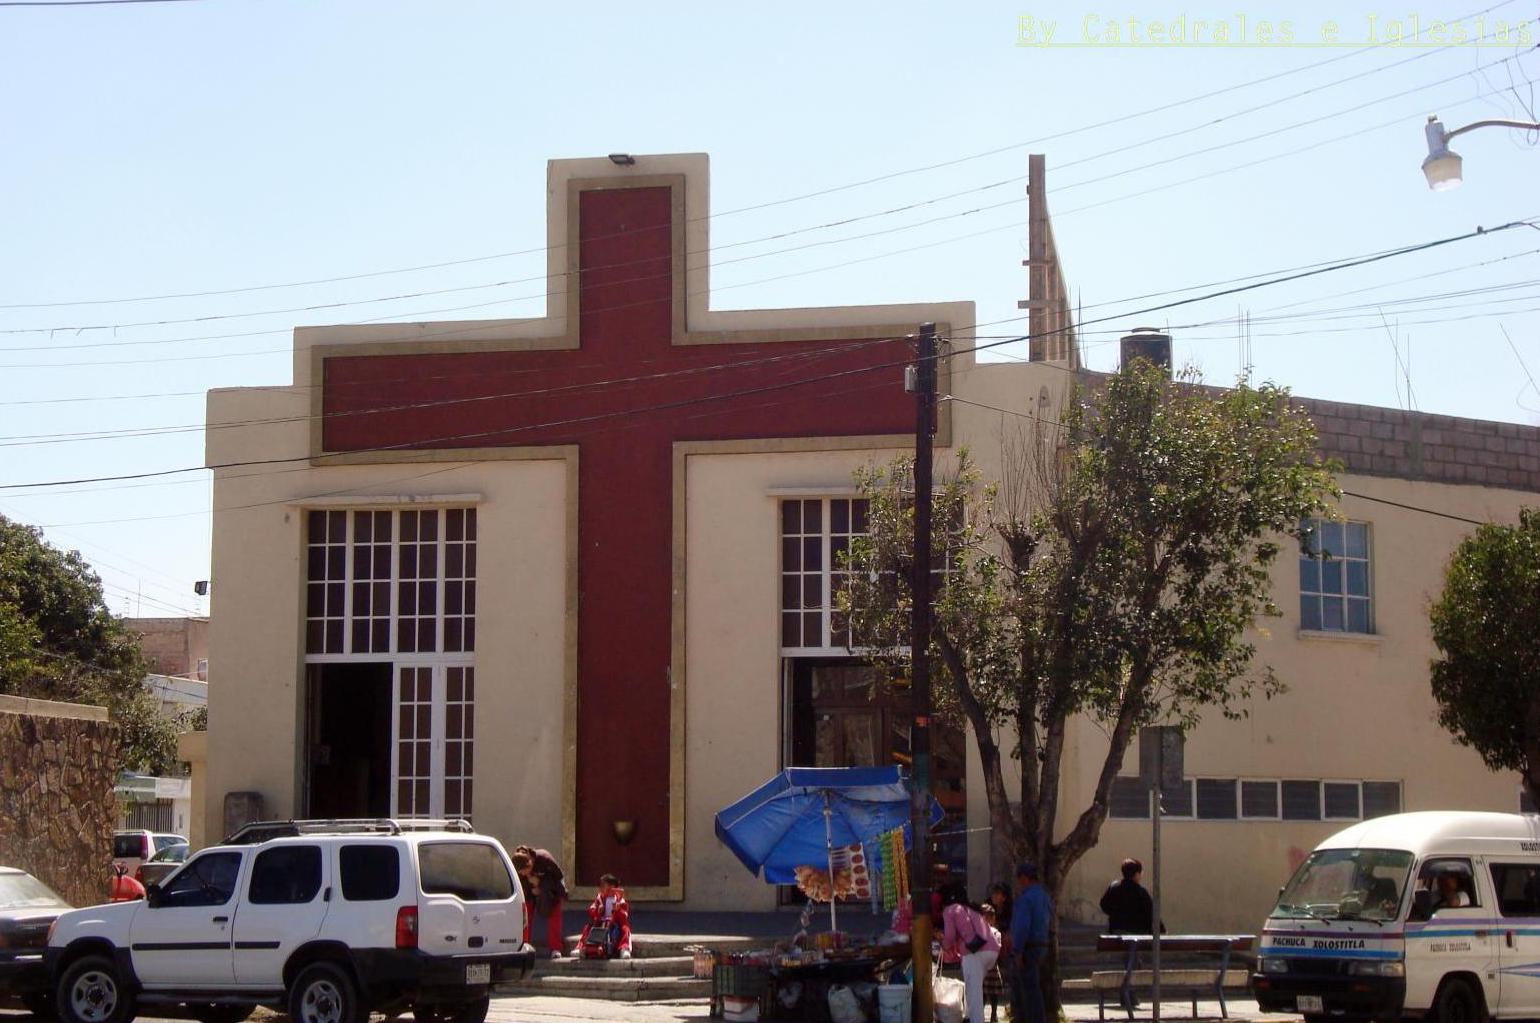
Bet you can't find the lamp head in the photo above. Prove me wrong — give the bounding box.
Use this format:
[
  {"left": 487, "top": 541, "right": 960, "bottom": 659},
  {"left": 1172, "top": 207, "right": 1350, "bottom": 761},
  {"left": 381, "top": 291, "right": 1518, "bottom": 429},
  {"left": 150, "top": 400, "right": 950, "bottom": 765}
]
[{"left": 1423, "top": 115, "right": 1463, "bottom": 191}]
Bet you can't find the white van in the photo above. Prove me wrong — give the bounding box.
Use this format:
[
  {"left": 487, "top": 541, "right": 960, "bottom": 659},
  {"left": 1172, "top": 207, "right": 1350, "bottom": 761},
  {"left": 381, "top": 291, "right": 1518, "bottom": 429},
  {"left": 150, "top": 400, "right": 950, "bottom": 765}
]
[{"left": 1254, "top": 811, "right": 1540, "bottom": 1023}]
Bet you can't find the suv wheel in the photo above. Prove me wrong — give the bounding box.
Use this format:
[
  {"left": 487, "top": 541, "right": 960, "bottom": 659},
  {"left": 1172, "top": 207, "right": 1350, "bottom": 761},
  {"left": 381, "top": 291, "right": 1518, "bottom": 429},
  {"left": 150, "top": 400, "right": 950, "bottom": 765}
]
[
  {"left": 58, "top": 955, "right": 134, "bottom": 1023},
  {"left": 289, "top": 963, "right": 362, "bottom": 1023},
  {"left": 414, "top": 997, "right": 490, "bottom": 1023}
]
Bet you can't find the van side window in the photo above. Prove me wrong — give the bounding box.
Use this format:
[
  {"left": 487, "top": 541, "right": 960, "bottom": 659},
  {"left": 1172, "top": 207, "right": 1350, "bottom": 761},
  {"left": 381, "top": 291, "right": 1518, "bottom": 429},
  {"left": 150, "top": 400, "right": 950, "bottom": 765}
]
[
  {"left": 1409, "top": 857, "right": 1479, "bottom": 920},
  {"left": 1490, "top": 863, "right": 1540, "bottom": 917}
]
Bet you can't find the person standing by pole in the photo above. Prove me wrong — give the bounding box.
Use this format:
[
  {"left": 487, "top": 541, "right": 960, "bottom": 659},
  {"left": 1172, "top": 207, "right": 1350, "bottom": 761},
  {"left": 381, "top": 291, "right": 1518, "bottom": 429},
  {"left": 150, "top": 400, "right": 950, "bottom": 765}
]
[
  {"left": 909, "top": 322, "right": 939, "bottom": 1022},
  {"left": 1010, "top": 862, "right": 1052, "bottom": 1023}
]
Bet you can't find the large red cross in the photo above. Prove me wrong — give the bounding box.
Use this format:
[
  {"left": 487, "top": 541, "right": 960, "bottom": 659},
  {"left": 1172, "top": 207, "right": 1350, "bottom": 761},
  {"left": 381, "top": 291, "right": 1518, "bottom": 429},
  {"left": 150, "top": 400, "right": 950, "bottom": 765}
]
[{"left": 318, "top": 178, "right": 918, "bottom": 888}]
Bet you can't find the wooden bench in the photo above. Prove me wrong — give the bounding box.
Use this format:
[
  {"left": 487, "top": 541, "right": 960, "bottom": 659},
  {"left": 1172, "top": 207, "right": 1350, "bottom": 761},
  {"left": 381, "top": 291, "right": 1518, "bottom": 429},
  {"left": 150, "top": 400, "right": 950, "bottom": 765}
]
[{"left": 1092, "top": 934, "right": 1255, "bottom": 1020}]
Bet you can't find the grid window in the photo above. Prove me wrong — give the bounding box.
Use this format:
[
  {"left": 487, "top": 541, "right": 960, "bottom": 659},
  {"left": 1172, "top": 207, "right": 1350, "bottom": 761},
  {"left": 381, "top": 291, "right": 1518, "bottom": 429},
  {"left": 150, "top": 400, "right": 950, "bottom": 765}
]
[
  {"left": 1363, "top": 781, "right": 1402, "bottom": 819},
  {"left": 1196, "top": 778, "right": 1239, "bottom": 820},
  {"left": 306, "top": 511, "right": 348, "bottom": 654},
  {"left": 1300, "top": 518, "right": 1373, "bottom": 634},
  {"left": 1241, "top": 780, "right": 1280, "bottom": 819},
  {"left": 443, "top": 509, "right": 477, "bottom": 654},
  {"left": 444, "top": 666, "right": 475, "bottom": 821},
  {"left": 351, "top": 511, "right": 393, "bottom": 654},
  {"left": 303, "top": 507, "right": 474, "bottom": 658},
  {"left": 1282, "top": 779, "right": 1322, "bottom": 820},
  {"left": 396, "top": 667, "right": 434, "bottom": 818},
  {"left": 398, "top": 510, "right": 440, "bottom": 654},
  {"left": 780, "top": 498, "right": 871, "bottom": 653},
  {"left": 1323, "top": 781, "right": 1362, "bottom": 820}
]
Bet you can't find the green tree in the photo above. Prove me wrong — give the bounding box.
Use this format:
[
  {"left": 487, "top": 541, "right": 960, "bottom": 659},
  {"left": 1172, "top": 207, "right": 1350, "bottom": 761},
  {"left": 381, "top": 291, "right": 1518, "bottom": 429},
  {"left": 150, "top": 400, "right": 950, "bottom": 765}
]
[
  {"left": 1429, "top": 508, "right": 1540, "bottom": 805},
  {"left": 842, "top": 363, "right": 1338, "bottom": 992},
  {"left": 0, "top": 514, "right": 178, "bottom": 774}
]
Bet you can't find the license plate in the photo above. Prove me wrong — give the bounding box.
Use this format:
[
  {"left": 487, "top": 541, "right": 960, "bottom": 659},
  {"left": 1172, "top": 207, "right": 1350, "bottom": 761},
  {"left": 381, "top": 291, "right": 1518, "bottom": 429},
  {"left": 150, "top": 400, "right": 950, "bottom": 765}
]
[
  {"left": 465, "top": 963, "right": 491, "bottom": 985},
  {"left": 1298, "top": 995, "right": 1324, "bottom": 1013}
]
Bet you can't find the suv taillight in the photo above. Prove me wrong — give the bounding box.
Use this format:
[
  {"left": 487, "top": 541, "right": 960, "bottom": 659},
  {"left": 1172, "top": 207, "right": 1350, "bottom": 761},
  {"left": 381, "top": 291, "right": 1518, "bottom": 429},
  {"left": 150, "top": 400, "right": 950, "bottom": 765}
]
[{"left": 395, "top": 906, "right": 419, "bottom": 950}]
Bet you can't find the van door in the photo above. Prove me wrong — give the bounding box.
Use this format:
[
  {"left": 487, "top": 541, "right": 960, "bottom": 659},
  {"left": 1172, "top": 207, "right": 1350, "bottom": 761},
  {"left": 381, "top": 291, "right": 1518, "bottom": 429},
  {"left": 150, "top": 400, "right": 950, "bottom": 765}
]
[
  {"left": 1488, "top": 862, "right": 1540, "bottom": 1016},
  {"left": 1406, "top": 857, "right": 1499, "bottom": 1014},
  {"left": 232, "top": 844, "right": 331, "bottom": 987}
]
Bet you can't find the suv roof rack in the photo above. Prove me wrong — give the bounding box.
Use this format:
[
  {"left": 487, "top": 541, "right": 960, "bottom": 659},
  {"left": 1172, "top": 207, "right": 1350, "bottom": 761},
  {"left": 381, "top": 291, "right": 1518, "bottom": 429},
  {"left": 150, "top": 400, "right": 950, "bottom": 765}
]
[{"left": 222, "top": 817, "right": 475, "bottom": 845}]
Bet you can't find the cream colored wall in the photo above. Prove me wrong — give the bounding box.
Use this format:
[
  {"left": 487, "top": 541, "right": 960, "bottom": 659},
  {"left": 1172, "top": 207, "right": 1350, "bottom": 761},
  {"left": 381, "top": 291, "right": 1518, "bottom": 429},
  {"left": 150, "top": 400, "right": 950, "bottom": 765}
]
[
  {"left": 1061, "top": 473, "right": 1536, "bottom": 934},
  {"left": 203, "top": 385, "right": 569, "bottom": 857}
]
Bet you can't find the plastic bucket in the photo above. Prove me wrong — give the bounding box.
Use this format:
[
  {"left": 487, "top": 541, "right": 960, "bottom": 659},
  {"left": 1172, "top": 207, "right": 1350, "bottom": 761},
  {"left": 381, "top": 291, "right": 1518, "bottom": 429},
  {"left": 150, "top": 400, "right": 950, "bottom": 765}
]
[{"left": 878, "top": 984, "right": 912, "bottom": 1023}]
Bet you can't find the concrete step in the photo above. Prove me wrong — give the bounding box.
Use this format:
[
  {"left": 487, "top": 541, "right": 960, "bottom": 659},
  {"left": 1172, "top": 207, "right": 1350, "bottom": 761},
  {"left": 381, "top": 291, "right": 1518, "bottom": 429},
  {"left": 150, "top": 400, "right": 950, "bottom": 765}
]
[
  {"left": 563, "top": 933, "right": 762, "bottom": 958},
  {"left": 530, "top": 955, "right": 697, "bottom": 978},
  {"left": 506, "top": 973, "right": 712, "bottom": 1002}
]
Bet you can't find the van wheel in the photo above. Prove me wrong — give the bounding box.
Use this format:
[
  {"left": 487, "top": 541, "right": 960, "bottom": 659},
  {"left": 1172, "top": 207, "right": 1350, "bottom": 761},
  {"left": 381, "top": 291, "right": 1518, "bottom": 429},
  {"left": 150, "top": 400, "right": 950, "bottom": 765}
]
[
  {"left": 57, "top": 955, "right": 134, "bottom": 1023},
  {"left": 1432, "top": 978, "right": 1485, "bottom": 1023},
  {"left": 413, "top": 997, "right": 490, "bottom": 1023},
  {"left": 288, "top": 963, "right": 362, "bottom": 1023}
]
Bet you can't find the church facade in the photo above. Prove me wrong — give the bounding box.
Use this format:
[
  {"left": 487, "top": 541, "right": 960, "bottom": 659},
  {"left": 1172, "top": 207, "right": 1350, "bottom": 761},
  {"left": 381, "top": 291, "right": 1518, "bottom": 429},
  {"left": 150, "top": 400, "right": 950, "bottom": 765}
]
[{"left": 201, "top": 152, "right": 1540, "bottom": 928}]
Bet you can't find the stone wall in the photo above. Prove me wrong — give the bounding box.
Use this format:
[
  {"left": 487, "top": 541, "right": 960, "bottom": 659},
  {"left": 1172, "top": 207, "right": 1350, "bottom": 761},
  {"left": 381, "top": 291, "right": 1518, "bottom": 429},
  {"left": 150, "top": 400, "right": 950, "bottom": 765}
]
[{"left": 0, "top": 696, "right": 118, "bottom": 907}]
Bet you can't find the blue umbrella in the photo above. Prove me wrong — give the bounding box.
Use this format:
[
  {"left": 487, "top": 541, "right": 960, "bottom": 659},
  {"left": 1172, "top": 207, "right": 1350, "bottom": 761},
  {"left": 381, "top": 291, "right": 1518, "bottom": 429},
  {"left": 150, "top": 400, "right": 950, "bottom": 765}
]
[{"left": 714, "top": 765, "right": 945, "bottom": 930}]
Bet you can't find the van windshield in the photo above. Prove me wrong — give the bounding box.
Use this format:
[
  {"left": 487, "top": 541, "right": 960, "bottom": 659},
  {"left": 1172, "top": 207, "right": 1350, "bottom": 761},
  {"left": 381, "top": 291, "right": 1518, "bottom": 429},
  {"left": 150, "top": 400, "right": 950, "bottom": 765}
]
[{"left": 1274, "top": 847, "right": 1414, "bottom": 922}]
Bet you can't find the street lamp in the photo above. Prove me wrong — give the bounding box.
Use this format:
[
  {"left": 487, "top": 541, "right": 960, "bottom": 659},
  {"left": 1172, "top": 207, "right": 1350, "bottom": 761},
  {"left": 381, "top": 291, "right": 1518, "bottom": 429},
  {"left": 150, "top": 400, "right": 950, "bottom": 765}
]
[{"left": 1422, "top": 114, "right": 1540, "bottom": 191}]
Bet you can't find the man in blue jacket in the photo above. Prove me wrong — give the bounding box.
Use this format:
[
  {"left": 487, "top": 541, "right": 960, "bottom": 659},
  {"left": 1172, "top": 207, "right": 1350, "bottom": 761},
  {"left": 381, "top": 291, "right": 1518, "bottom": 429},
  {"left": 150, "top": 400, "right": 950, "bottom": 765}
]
[{"left": 1010, "top": 861, "right": 1053, "bottom": 1023}]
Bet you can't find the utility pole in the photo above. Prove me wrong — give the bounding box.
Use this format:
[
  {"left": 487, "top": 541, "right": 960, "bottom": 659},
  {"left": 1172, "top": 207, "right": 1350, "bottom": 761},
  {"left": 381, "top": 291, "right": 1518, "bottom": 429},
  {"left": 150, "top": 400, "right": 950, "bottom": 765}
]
[
  {"left": 909, "top": 322, "right": 938, "bottom": 1023},
  {"left": 1151, "top": 739, "right": 1163, "bottom": 1023}
]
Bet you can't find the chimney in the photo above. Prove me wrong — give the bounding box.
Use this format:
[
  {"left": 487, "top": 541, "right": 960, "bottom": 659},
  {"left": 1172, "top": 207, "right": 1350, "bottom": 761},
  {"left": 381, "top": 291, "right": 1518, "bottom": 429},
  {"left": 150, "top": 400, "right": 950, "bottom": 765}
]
[{"left": 1119, "top": 327, "right": 1172, "bottom": 375}]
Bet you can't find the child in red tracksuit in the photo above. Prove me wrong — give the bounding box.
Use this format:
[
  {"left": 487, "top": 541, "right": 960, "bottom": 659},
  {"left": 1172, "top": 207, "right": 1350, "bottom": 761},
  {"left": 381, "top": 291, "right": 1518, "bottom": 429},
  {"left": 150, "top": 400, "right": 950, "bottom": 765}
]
[{"left": 577, "top": 874, "right": 632, "bottom": 959}]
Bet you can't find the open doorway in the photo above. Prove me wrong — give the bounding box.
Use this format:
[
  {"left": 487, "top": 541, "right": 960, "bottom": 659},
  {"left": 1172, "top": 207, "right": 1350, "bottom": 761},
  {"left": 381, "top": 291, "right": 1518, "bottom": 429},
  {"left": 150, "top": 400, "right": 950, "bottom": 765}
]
[{"left": 305, "top": 662, "right": 392, "bottom": 818}]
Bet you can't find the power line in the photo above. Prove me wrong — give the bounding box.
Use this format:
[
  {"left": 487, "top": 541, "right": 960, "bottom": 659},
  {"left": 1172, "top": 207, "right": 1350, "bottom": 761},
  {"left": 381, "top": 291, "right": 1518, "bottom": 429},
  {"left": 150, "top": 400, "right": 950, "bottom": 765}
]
[
  {"left": 6, "top": 46, "right": 1528, "bottom": 348},
  {"left": 4, "top": 0, "right": 1518, "bottom": 310},
  {"left": 0, "top": 218, "right": 1525, "bottom": 493}
]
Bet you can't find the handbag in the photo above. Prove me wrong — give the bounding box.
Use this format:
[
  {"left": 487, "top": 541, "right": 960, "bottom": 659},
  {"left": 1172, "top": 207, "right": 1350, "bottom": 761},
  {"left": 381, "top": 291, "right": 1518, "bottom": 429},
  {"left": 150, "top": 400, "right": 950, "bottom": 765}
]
[{"left": 964, "top": 909, "right": 988, "bottom": 953}]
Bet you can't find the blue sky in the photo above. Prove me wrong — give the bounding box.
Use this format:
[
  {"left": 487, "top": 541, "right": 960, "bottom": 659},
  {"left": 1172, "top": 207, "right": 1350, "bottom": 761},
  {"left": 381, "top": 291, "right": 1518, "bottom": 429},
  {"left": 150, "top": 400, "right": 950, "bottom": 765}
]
[{"left": 1, "top": 0, "right": 1536, "bottom": 617}]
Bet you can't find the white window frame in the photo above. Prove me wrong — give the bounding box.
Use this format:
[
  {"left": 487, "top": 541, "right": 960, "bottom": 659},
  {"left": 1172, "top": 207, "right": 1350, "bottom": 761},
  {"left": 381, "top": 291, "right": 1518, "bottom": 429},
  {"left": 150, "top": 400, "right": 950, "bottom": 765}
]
[
  {"left": 1321, "top": 779, "right": 1364, "bottom": 821},
  {"left": 1299, "top": 517, "right": 1375, "bottom": 635},
  {"left": 778, "top": 495, "right": 870, "bottom": 657},
  {"left": 1238, "top": 778, "right": 1283, "bottom": 821},
  {"left": 1193, "top": 777, "right": 1241, "bottom": 821},
  {"left": 303, "top": 506, "right": 478, "bottom": 820}
]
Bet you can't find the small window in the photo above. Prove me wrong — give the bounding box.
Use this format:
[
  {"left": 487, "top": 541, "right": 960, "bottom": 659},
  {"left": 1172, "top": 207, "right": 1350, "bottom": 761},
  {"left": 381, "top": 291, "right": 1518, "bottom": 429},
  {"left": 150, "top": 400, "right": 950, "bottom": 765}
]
[
  {"left": 1241, "top": 781, "right": 1280, "bottom": 819},
  {"left": 1109, "top": 777, "right": 1150, "bottom": 820},
  {"left": 340, "top": 844, "right": 400, "bottom": 901},
  {"left": 249, "top": 846, "right": 323, "bottom": 905},
  {"left": 1491, "top": 863, "right": 1540, "bottom": 917},
  {"left": 1282, "top": 780, "right": 1322, "bottom": 821},
  {"left": 158, "top": 851, "right": 242, "bottom": 908},
  {"left": 1196, "top": 779, "right": 1238, "bottom": 820},
  {"left": 1323, "top": 782, "right": 1362, "bottom": 820},
  {"left": 1159, "top": 779, "right": 1194, "bottom": 818},
  {"left": 1362, "top": 781, "right": 1402, "bottom": 819},
  {"left": 418, "top": 842, "right": 514, "bottom": 901},
  {"left": 113, "top": 834, "right": 146, "bottom": 859}
]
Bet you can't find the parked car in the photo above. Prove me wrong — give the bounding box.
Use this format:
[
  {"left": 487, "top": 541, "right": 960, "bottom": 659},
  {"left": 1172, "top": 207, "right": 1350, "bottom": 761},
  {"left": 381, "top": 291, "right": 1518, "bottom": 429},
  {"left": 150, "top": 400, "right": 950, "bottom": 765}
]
[
  {"left": 49, "top": 818, "right": 535, "bottom": 1023},
  {"left": 132, "top": 843, "right": 190, "bottom": 888},
  {"left": 110, "top": 831, "right": 185, "bottom": 875},
  {"left": 0, "top": 866, "right": 71, "bottom": 1016}
]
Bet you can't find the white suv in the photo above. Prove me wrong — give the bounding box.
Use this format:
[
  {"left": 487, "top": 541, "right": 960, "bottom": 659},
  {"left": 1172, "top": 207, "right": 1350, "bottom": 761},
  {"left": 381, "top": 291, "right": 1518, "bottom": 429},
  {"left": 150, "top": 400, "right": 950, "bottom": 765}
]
[{"left": 47, "top": 820, "right": 533, "bottom": 1023}]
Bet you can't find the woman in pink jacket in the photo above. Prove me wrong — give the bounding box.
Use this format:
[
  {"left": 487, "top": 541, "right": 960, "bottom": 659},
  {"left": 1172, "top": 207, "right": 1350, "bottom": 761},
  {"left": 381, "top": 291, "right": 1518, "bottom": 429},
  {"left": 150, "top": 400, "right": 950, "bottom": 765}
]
[{"left": 940, "top": 883, "right": 1001, "bottom": 1023}]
